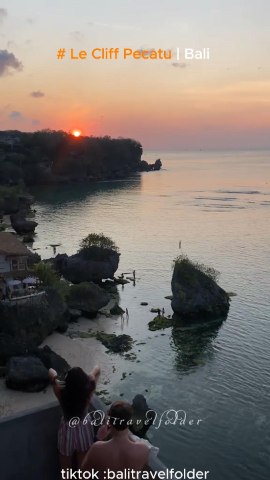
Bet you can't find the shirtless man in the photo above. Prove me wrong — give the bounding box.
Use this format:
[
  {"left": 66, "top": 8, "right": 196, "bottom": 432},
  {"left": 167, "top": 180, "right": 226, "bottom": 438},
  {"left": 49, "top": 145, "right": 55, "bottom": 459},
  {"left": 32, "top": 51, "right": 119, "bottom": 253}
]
[{"left": 82, "top": 401, "right": 149, "bottom": 477}]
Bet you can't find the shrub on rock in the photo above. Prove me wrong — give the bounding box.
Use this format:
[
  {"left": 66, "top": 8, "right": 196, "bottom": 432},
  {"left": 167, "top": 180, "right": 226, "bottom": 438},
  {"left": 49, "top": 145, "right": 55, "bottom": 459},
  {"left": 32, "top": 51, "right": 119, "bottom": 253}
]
[{"left": 171, "top": 255, "right": 230, "bottom": 320}]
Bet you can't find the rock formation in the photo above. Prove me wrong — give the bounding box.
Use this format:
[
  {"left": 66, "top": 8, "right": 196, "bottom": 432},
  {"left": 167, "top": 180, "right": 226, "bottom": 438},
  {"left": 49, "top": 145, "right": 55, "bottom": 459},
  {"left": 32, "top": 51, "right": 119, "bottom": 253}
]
[
  {"left": 54, "top": 246, "right": 120, "bottom": 283},
  {"left": 0, "top": 288, "right": 68, "bottom": 358},
  {"left": 5, "top": 356, "right": 49, "bottom": 392},
  {"left": 139, "top": 159, "right": 162, "bottom": 172},
  {"left": 95, "top": 332, "right": 133, "bottom": 353},
  {"left": 67, "top": 282, "right": 110, "bottom": 318},
  {"left": 30, "top": 345, "right": 70, "bottom": 376},
  {"left": 171, "top": 257, "right": 230, "bottom": 320},
  {"left": 10, "top": 213, "right": 38, "bottom": 234}
]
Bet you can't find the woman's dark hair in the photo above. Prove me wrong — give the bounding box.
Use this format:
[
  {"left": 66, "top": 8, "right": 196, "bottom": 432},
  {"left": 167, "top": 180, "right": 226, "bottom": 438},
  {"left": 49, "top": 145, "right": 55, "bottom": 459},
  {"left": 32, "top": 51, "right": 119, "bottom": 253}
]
[
  {"left": 61, "top": 367, "right": 95, "bottom": 420},
  {"left": 108, "top": 401, "right": 133, "bottom": 431}
]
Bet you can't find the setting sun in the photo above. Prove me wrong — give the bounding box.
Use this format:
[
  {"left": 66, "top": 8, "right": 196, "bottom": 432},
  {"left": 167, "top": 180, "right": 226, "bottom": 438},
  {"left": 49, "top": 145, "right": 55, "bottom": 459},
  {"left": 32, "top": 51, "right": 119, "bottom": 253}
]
[{"left": 72, "top": 129, "right": 82, "bottom": 137}]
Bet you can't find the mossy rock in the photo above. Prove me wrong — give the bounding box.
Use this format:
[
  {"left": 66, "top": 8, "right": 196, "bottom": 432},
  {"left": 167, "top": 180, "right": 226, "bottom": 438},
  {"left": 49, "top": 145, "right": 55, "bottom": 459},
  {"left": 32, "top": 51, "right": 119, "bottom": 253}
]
[
  {"left": 148, "top": 315, "right": 173, "bottom": 331},
  {"left": 123, "top": 352, "right": 137, "bottom": 361},
  {"left": 96, "top": 331, "right": 133, "bottom": 353},
  {"left": 0, "top": 223, "right": 8, "bottom": 232},
  {"left": 114, "top": 278, "right": 130, "bottom": 285},
  {"left": 110, "top": 304, "right": 125, "bottom": 315},
  {"left": 79, "top": 331, "right": 96, "bottom": 339},
  {"left": 96, "top": 389, "right": 109, "bottom": 396}
]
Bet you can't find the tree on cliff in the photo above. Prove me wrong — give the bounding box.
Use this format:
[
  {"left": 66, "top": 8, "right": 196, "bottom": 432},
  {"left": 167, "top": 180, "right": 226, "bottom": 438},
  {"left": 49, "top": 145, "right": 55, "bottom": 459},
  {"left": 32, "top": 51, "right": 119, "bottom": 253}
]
[
  {"left": 79, "top": 233, "right": 119, "bottom": 253},
  {"left": 0, "top": 130, "right": 143, "bottom": 186},
  {"left": 33, "top": 262, "right": 69, "bottom": 299}
]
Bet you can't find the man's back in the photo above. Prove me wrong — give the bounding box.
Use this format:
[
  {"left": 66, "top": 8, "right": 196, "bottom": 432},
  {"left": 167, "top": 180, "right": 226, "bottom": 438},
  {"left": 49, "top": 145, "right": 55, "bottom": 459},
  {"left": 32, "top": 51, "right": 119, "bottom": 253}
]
[
  {"left": 82, "top": 400, "right": 150, "bottom": 477},
  {"left": 83, "top": 436, "right": 149, "bottom": 474}
]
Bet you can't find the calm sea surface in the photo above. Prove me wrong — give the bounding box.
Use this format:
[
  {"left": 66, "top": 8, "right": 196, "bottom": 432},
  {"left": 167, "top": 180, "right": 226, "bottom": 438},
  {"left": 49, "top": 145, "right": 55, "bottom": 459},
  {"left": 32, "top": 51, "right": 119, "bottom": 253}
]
[{"left": 32, "top": 151, "right": 270, "bottom": 479}]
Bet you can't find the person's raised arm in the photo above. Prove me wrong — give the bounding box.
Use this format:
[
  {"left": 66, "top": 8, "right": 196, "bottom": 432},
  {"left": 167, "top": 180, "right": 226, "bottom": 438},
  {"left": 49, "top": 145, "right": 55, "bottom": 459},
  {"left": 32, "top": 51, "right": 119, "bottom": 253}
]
[
  {"left": 48, "top": 368, "right": 61, "bottom": 400},
  {"left": 89, "top": 365, "right": 101, "bottom": 384}
]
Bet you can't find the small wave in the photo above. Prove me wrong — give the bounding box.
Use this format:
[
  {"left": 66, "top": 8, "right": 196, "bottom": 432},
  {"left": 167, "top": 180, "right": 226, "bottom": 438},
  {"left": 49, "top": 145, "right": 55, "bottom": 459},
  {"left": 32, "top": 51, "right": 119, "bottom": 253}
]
[
  {"left": 217, "top": 190, "right": 261, "bottom": 195},
  {"left": 200, "top": 204, "right": 245, "bottom": 209},
  {"left": 194, "top": 196, "right": 237, "bottom": 201}
]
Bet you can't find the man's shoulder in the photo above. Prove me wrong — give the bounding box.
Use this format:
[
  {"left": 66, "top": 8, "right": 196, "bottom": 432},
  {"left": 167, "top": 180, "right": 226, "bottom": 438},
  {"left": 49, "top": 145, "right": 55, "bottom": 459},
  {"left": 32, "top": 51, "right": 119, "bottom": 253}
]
[
  {"left": 130, "top": 441, "right": 150, "bottom": 457},
  {"left": 91, "top": 440, "right": 109, "bottom": 450}
]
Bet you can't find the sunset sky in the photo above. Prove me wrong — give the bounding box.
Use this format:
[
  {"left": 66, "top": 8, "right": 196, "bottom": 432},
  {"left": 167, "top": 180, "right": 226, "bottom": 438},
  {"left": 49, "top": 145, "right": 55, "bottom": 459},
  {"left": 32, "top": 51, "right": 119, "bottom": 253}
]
[{"left": 0, "top": 0, "right": 269, "bottom": 150}]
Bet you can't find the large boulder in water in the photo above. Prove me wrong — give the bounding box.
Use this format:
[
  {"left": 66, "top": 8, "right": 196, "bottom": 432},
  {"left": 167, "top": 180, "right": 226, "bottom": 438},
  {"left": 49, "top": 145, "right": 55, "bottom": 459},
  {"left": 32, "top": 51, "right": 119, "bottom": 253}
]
[
  {"left": 5, "top": 356, "right": 49, "bottom": 392},
  {"left": 171, "top": 256, "right": 230, "bottom": 320},
  {"left": 54, "top": 246, "right": 120, "bottom": 283},
  {"left": 138, "top": 158, "right": 162, "bottom": 172},
  {"left": 67, "top": 282, "right": 110, "bottom": 318}
]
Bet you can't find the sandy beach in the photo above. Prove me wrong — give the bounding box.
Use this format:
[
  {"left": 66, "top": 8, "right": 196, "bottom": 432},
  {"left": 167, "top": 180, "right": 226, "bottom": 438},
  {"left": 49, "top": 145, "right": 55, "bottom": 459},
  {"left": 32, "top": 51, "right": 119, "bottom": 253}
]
[{"left": 0, "top": 315, "right": 118, "bottom": 418}]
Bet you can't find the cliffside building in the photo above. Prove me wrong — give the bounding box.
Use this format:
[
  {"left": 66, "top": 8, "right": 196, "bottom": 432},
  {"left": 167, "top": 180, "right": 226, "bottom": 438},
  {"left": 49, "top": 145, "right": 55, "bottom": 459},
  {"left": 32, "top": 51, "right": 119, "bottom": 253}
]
[{"left": 0, "top": 232, "right": 30, "bottom": 279}]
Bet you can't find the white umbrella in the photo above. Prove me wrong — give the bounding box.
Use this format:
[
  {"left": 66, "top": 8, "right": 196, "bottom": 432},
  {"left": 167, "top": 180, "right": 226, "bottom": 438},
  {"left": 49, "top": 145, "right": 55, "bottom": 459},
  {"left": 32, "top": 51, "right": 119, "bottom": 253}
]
[
  {"left": 22, "top": 277, "right": 38, "bottom": 285},
  {"left": 7, "top": 280, "right": 22, "bottom": 286}
]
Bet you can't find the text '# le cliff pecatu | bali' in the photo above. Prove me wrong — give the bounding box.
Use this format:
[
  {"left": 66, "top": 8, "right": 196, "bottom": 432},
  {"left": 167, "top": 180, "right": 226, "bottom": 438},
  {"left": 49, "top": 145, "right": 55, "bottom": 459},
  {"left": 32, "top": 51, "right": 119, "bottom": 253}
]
[{"left": 69, "top": 47, "right": 210, "bottom": 61}]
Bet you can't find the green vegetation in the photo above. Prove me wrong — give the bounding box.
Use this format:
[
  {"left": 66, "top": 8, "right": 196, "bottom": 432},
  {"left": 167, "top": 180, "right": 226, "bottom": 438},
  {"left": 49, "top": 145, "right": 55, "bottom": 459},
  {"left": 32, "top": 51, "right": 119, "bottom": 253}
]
[
  {"left": 73, "top": 329, "right": 133, "bottom": 353},
  {"left": 33, "top": 262, "right": 59, "bottom": 286},
  {"left": 68, "top": 282, "right": 94, "bottom": 301},
  {"left": 173, "top": 254, "right": 220, "bottom": 284},
  {"left": 75, "top": 331, "right": 96, "bottom": 339},
  {"left": 0, "top": 185, "right": 25, "bottom": 210},
  {"left": 79, "top": 233, "right": 119, "bottom": 253},
  {"left": 148, "top": 315, "right": 173, "bottom": 331},
  {"left": 33, "top": 262, "right": 69, "bottom": 299},
  {"left": 95, "top": 331, "right": 133, "bottom": 353},
  {"left": 123, "top": 352, "right": 137, "bottom": 361},
  {"left": 0, "top": 223, "right": 7, "bottom": 232},
  {"left": 0, "top": 130, "right": 143, "bottom": 188},
  {"left": 0, "top": 185, "right": 24, "bottom": 197}
]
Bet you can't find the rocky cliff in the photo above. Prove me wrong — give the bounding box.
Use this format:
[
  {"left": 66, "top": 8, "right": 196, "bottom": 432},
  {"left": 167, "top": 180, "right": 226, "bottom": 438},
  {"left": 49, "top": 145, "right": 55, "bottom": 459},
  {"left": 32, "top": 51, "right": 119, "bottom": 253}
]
[
  {"left": 171, "top": 256, "right": 230, "bottom": 320},
  {"left": 0, "top": 288, "right": 68, "bottom": 365}
]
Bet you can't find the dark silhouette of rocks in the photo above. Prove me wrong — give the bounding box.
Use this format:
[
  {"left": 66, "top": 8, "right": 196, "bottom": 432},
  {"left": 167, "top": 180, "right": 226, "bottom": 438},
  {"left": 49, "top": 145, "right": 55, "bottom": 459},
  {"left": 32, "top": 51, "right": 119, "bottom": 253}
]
[
  {"left": 0, "top": 288, "right": 68, "bottom": 354},
  {"left": 5, "top": 356, "right": 49, "bottom": 392},
  {"left": 30, "top": 345, "right": 70, "bottom": 376},
  {"left": 10, "top": 213, "right": 38, "bottom": 234},
  {"left": 0, "top": 130, "right": 160, "bottom": 188},
  {"left": 171, "top": 256, "right": 230, "bottom": 320},
  {"left": 67, "top": 282, "right": 110, "bottom": 318},
  {"left": 95, "top": 332, "right": 133, "bottom": 353},
  {"left": 139, "top": 158, "right": 162, "bottom": 172},
  {"left": 0, "top": 333, "right": 27, "bottom": 366},
  {"left": 54, "top": 247, "right": 120, "bottom": 283}
]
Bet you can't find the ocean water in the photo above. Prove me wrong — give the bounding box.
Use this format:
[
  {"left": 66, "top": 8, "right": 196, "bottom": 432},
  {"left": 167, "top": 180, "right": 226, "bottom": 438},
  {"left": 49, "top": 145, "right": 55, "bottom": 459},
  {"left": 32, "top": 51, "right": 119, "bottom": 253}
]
[{"left": 32, "top": 151, "right": 270, "bottom": 479}]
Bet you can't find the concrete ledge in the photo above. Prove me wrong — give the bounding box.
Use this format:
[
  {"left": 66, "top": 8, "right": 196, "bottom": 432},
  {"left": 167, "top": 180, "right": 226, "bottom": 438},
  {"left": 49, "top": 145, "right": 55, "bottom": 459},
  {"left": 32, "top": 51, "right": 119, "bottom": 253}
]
[
  {"left": 0, "top": 401, "right": 61, "bottom": 480},
  {"left": 0, "top": 395, "right": 166, "bottom": 480}
]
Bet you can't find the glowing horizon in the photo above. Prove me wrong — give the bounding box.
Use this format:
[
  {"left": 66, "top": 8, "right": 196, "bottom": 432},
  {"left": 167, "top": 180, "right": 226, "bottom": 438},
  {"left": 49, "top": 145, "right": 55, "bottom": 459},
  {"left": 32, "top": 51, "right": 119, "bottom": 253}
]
[
  {"left": 0, "top": 1, "right": 270, "bottom": 150},
  {"left": 71, "top": 129, "right": 82, "bottom": 137}
]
